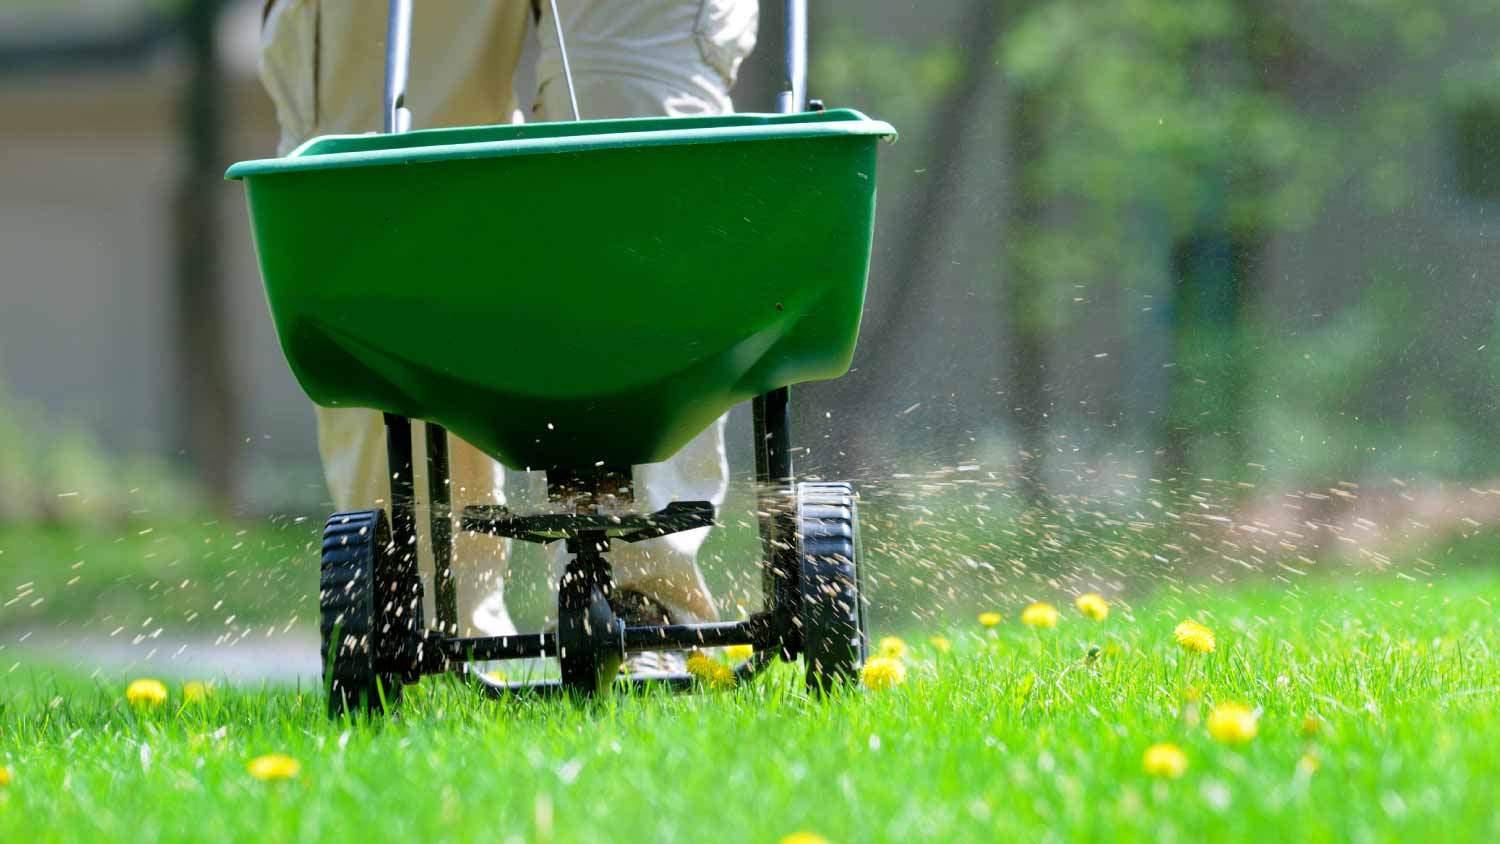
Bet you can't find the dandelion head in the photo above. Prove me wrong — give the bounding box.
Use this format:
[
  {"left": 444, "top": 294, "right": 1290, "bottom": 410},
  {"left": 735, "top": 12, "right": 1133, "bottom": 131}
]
[
  {"left": 928, "top": 635, "right": 952, "bottom": 654},
  {"left": 1141, "top": 743, "right": 1188, "bottom": 778},
  {"left": 1074, "top": 593, "right": 1109, "bottom": 621},
  {"left": 182, "top": 681, "right": 211, "bottom": 704},
  {"left": 125, "top": 679, "right": 168, "bottom": 709},
  {"left": 247, "top": 754, "right": 301, "bottom": 782},
  {"left": 1207, "top": 703, "right": 1259, "bottom": 744},
  {"left": 780, "top": 833, "right": 830, "bottom": 844},
  {"left": 725, "top": 644, "right": 754, "bottom": 662},
  {"left": 706, "top": 662, "right": 735, "bottom": 690},
  {"left": 877, "top": 635, "right": 908, "bottom": 661},
  {"left": 1174, "top": 620, "right": 1216, "bottom": 654},
  {"left": 1020, "top": 602, "right": 1059, "bottom": 629},
  {"left": 978, "top": 612, "right": 1002, "bottom": 628},
  {"left": 685, "top": 652, "right": 716, "bottom": 681},
  {"left": 686, "top": 653, "right": 736, "bottom": 689},
  {"left": 860, "top": 656, "right": 907, "bottom": 691},
  {"left": 0, "top": 765, "right": 10, "bottom": 787},
  {"left": 486, "top": 669, "right": 510, "bottom": 682},
  {"left": 1297, "top": 754, "right": 1320, "bottom": 775}
]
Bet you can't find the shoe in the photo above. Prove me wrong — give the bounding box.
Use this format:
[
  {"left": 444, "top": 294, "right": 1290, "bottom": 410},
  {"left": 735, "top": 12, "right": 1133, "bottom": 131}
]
[{"left": 611, "top": 589, "right": 687, "bottom": 675}]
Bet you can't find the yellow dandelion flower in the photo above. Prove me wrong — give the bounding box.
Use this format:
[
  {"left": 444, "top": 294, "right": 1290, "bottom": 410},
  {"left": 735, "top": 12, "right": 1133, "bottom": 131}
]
[
  {"left": 1296, "top": 754, "right": 1320, "bottom": 775},
  {"left": 486, "top": 669, "right": 510, "bottom": 683},
  {"left": 247, "top": 754, "right": 301, "bottom": 781},
  {"left": 1020, "top": 602, "right": 1059, "bottom": 629},
  {"left": 685, "top": 652, "right": 735, "bottom": 689},
  {"left": 978, "top": 612, "right": 1002, "bottom": 627},
  {"left": 725, "top": 644, "right": 754, "bottom": 662},
  {"left": 928, "top": 635, "right": 952, "bottom": 654},
  {"left": 0, "top": 765, "right": 11, "bottom": 787},
  {"left": 1300, "top": 716, "right": 1321, "bottom": 738},
  {"left": 1207, "top": 703, "right": 1258, "bottom": 744},
  {"left": 125, "top": 678, "right": 168, "bottom": 709},
  {"left": 686, "top": 651, "right": 716, "bottom": 680},
  {"left": 708, "top": 662, "right": 736, "bottom": 690},
  {"left": 780, "top": 833, "right": 829, "bottom": 844},
  {"left": 1141, "top": 743, "right": 1188, "bottom": 779},
  {"left": 1074, "top": 593, "right": 1109, "bottom": 621},
  {"left": 182, "top": 681, "right": 211, "bottom": 704},
  {"left": 860, "top": 656, "right": 907, "bottom": 690},
  {"left": 1174, "top": 620, "right": 1216, "bottom": 654},
  {"left": 877, "top": 635, "right": 908, "bottom": 661}
]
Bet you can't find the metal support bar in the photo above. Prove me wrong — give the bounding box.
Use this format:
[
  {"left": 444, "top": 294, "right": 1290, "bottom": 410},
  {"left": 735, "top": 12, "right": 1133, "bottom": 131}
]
[
  {"left": 461, "top": 501, "right": 716, "bottom": 545},
  {"left": 759, "top": 388, "right": 793, "bottom": 484},
  {"left": 425, "top": 423, "right": 457, "bottom": 635},
  {"left": 623, "top": 620, "right": 759, "bottom": 652},
  {"left": 753, "top": 386, "right": 795, "bottom": 653},
  {"left": 443, "top": 632, "right": 556, "bottom": 662},
  {"left": 777, "top": 0, "right": 807, "bottom": 114},
  {"left": 383, "top": 0, "right": 412, "bottom": 133},
  {"left": 383, "top": 413, "right": 418, "bottom": 571}
]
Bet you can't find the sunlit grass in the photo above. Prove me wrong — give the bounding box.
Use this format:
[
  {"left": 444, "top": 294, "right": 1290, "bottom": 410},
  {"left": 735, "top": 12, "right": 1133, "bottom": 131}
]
[{"left": 2, "top": 571, "right": 1498, "bottom": 842}]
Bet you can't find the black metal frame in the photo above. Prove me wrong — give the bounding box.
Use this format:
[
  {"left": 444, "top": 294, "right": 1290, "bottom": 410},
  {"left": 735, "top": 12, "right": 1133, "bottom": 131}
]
[
  {"left": 378, "top": 412, "right": 798, "bottom": 696},
  {"left": 348, "top": 0, "right": 819, "bottom": 698}
]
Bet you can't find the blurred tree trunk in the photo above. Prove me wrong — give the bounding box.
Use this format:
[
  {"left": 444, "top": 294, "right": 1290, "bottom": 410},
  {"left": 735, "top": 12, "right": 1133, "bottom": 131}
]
[
  {"left": 1001, "top": 86, "right": 1050, "bottom": 509},
  {"left": 1158, "top": 2, "right": 1280, "bottom": 490},
  {"left": 172, "top": 0, "right": 238, "bottom": 507},
  {"left": 1162, "top": 234, "right": 1255, "bottom": 486},
  {"left": 849, "top": 0, "right": 1005, "bottom": 467}
]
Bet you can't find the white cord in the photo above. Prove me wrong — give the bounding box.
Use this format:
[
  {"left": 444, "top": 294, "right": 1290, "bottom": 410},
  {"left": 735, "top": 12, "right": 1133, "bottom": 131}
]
[{"left": 548, "top": 0, "right": 581, "bottom": 121}]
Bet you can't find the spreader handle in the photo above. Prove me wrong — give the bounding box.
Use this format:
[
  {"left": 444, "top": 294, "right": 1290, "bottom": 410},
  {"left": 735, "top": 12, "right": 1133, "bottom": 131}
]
[
  {"left": 778, "top": 0, "right": 807, "bottom": 114},
  {"left": 384, "top": 0, "right": 412, "bottom": 134}
]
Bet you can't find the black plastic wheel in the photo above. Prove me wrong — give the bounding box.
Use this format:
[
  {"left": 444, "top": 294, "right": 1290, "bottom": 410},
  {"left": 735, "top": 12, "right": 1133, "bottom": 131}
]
[
  {"left": 796, "top": 481, "right": 867, "bottom": 692},
  {"left": 319, "top": 509, "right": 422, "bottom": 716}
]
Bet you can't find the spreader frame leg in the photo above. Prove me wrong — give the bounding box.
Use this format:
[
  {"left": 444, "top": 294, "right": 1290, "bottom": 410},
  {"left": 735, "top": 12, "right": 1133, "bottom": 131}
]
[
  {"left": 383, "top": 413, "right": 420, "bottom": 597},
  {"left": 382, "top": 414, "right": 460, "bottom": 637},
  {"left": 425, "top": 422, "right": 459, "bottom": 635},
  {"left": 754, "top": 388, "right": 800, "bottom": 659}
]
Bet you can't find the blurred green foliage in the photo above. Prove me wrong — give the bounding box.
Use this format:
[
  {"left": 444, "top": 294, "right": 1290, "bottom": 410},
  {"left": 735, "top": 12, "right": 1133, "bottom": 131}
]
[
  {"left": 817, "top": 0, "right": 1500, "bottom": 486},
  {"left": 0, "top": 381, "right": 197, "bottom": 526}
]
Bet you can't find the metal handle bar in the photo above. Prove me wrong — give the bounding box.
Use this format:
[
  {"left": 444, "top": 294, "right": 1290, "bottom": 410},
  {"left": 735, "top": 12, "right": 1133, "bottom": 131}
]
[
  {"left": 383, "top": 0, "right": 412, "bottom": 134},
  {"left": 779, "top": 0, "right": 807, "bottom": 115}
]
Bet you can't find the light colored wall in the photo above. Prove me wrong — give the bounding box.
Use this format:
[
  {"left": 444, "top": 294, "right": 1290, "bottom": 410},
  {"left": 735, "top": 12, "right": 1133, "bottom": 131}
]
[{"left": 0, "top": 64, "right": 324, "bottom": 499}]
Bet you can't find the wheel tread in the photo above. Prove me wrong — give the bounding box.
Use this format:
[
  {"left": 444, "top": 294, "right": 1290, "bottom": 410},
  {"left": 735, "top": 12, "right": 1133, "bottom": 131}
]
[
  {"left": 318, "top": 510, "right": 406, "bottom": 716},
  {"left": 797, "top": 481, "right": 866, "bottom": 692}
]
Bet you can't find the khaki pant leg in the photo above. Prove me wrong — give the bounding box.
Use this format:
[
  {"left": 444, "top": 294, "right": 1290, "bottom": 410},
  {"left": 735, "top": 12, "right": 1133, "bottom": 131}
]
[
  {"left": 533, "top": 0, "right": 758, "bottom": 624},
  {"left": 259, "top": 0, "right": 530, "bottom": 636}
]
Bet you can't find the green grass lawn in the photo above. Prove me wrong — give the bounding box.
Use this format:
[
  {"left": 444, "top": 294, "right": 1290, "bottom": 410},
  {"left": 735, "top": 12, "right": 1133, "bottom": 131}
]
[
  {"left": 0, "top": 518, "right": 318, "bottom": 634},
  {"left": 3, "top": 569, "right": 1498, "bottom": 843}
]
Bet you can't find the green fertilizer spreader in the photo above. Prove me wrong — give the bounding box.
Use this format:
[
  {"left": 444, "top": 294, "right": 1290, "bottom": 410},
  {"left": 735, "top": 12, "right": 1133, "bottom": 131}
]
[{"left": 227, "top": 0, "right": 895, "bottom": 713}]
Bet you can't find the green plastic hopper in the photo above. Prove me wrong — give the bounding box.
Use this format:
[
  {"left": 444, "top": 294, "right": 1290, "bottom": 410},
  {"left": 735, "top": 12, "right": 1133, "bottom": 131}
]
[{"left": 227, "top": 108, "right": 895, "bottom": 471}]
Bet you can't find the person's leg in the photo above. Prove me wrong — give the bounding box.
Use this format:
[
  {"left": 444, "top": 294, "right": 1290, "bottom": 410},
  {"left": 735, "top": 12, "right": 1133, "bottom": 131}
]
[
  {"left": 258, "top": 0, "right": 531, "bottom": 637},
  {"left": 531, "top": 0, "right": 759, "bottom": 626}
]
